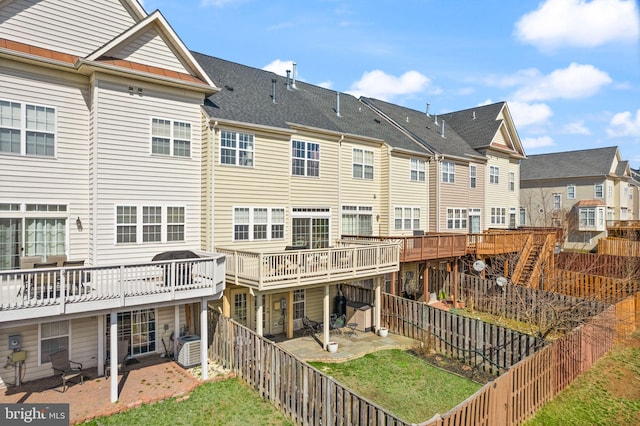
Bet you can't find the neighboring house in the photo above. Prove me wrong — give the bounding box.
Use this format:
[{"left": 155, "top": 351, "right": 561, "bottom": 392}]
[
  {"left": 520, "top": 146, "right": 633, "bottom": 251},
  {"left": 0, "top": 0, "right": 225, "bottom": 401},
  {"left": 438, "top": 103, "right": 526, "bottom": 231}
]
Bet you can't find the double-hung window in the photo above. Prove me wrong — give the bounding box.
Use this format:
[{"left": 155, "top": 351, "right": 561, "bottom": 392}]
[
  {"left": 552, "top": 194, "right": 561, "bottom": 210},
  {"left": 151, "top": 118, "right": 191, "bottom": 157},
  {"left": 1, "top": 100, "right": 56, "bottom": 157},
  {"left": 166, "top": 207, "right": 185, "bottom": 242},
  {"left": 142, "top": 206, "right": 162, "bottom": 242},
  {"left": 441, "top": 161, "right": 455, "bottom": 183},
  {"left": 595, "top": 184, "right": 603, "bottom": 198},
  {"left": 117, "top": 205, "right": 185, "bottom": 244},
  {"left": 579, "top": 208, "right": 596, "bottom": 227},
  {"left": 567, "top": 185, "right": 576, "bottom": 199},
  {"left": 342, "top": 206, "right": 373, "bottom": 236},
  {"left": 470, "top": 165, "right": 477, "bottom": 188},
  {"left": 410, "top": 158, "right": 425, "bottom": 182},
  {"left": 353, "top": 148, "right": 374, "bottom": 179},
  {"left": 490, "top": 207, "right": 506, "bottom": 225},
  {"left": 490, "top": 166, "right": 499, "bottom": 184},
  {"left": 394, "top": 207, "right": 420, "bottom": 230},
  {"left": 40, "top": 320, "right": 69, "bottom": 364},
  {"left": 117, "top": 206, "right": 137, "bottom": 243},
  {"left": 446, "top": 208, "right": 468, "bottom": 230},
  {"left": 233, "top": 207, "right": 286, "bottom": 241},
  {"left": 292, "top": 140, "right": 319, "bottom": 177},
  {"left": 509, "top": 172, "right": 515, "bottom": 192},
  {"left": 220, "top": 130, "right": 254, "bottom": 166}
]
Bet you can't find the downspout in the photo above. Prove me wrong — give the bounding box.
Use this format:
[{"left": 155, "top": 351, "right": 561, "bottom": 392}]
[
  {"left": 210, "top": 120, "right": 218, "bottom": 252},
  {"left": 337, "top": 135, "right": 344, "bottom": 240},
  {"left": 435, "top": 154, "right": 442, "bottom": 232},
  {"left": 91, "top": 78, "right": 99, "bottom": 266}
]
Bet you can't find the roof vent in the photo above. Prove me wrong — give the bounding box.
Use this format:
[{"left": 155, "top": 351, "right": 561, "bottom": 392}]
[
  {"left": 434, "top": 114, "right": 438, "bottom": 125},
  {"left": 406, "top": 116, "right": 409, "bottom": 123},
  {"left": 292, "top": 62, "right": 297, "bottom": 89},
  {"left": 336, "top": 92, "right": 341, "bottom": 117},
  {"left": 472, "top": 111, "right": 476, "bottom": 120},
  {"left": 374, "top": 118, "right": 381, "bottom": 124},
  {"left": 441, "top": 120, "right": 445, "bottom": 138},
  {"left": 426, "top": 102, "right": 430, "bottom": 117},
  {"left": 224, "top": 85, "right": 234, "bottom": 91},
  {"left": 271, "top": 78, "right": 277, "bottom": 104},
  {"left": 286, "top": 70, "right": 292, "bottom": 90}
]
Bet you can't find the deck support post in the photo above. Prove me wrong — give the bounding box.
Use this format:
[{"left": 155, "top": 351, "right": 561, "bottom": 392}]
[
  {"left": 255, "top": 290, "right": 263, "bottom": 336},
  {"left": 200, "top": 297, "right": 209, "bottom": 380},
  {"left": 323, "top": 284, "right": 330, "bottom": 350},
  {"left": 109, "top": 310, "right": 118, "bottom": 403}
]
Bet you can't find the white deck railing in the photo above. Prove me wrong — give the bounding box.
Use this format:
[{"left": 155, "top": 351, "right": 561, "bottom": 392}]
[
  {"left": 217, "top": 240, "right": 400, "bottom": 290},
  {"left": 0, "top": 254, "right": 226, "bottom": 321}
]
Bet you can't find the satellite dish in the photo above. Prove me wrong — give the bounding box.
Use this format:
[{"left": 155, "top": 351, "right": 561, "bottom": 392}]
[
  {"left": 496, "top": 276, "right": 508, "bottom": 287},
  {"left": 473, "top": 260, "right": 486, "bottom": 272}
]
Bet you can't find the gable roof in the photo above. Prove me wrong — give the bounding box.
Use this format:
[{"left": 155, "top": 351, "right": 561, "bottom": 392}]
[
  {"left": 360, "top": 97, "right": 483, "bottom": 162},
  {"left": 437, "top": 102, "right": 526, "bottom": 158},
  {"left": 192, "top": 52, "right": 431, "bottom": 156},
  {"left": 520, "top": 146, "right": 621, "bottom": 180}
]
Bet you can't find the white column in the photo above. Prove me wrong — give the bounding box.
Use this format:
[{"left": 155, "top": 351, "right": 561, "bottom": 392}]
[
  {"left": 174, "top": 305, "right": 180, "bottom": 360},
  {"left": 375, "top": 276, "right": 382, "bottom": 332},
  {"left": 97, "top": 315, "right": 104, "bottom": 376},
  {"left": 255, "top": 291, "right": 263, "bottom": 336},
  {"left": 200, "top": 298, "right": 209, "bottom": 381},
  {"left": 323, "top": 284, "right": 330, "bottom": 350},
  {"left": 109, "top": 311, "right": 118, "bottom": 403}
]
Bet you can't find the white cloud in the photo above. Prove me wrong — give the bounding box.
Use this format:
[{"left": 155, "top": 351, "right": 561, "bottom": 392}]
[
  {"left": 522, "top": 136, "right": 556, "bottom": 149},
  {"left": 513, "top": 63, "right": 611, "bottom": 102},
  {"left": 201, "top": 0, "right": 248, "bottom": 6},
  {"left": 317, "top": 81, "right": 333, "bottom": 89},
  {"left": 347, "top": 70, "right": 430, "bottom": 101},
  {"left": 483, "top": 68, "right": 540, "bottom": 88},
  {"left": 262, "top": 59, "right": 296, "bottom": 77},
  {"left": 507, "top": 101, "right": 553, "bottom": 128},
  {"left": 515, "top": 0, "right": 640, "bottom": 49},
  {"left": 562, "top": 120, "right": 591, "bottom": 135},
  {"left": 607, "top": 109, "right": 640, "bottom": 137}
]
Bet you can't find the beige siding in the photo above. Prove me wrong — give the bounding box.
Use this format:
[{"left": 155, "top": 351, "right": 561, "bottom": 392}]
[
  {"left": 0, "top": 0, "right": 138, "bottom": 57},
  {"left": 0, "top": 61, "right": 91, "bottom": 261},
  {"left": 110, "top": 27, "right": 189, "bottom": 74},
  {"left": 484, "top": 154, "right": 520, "bottom": 230},
  {"left": 388, "top": 153, "right": 429, "bottom": 235},
  {"left": 438, "top": 160, "right": 484, "bottom": 232},
  {"left": 93, "top": 75, "right": 205, "bottom": 264}
]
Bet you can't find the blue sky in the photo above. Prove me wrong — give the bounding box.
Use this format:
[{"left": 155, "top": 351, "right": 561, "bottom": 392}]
[{"left": 142, "top": 0, "right": 640, "bottom": 166}]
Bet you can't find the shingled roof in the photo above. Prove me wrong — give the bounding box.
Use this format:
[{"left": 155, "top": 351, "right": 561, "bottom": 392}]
[
  {"left": 191, "top": 52, "right": 432, "bottom": 156},
  {"left": 360, "top": 97, "right": 482, "bottom": 161},
  {"left": 437, "top": 102, "right": 505, "bottom": 150},
  {"left": 520, "top": 146, "right": 620, "bottom": 180}
]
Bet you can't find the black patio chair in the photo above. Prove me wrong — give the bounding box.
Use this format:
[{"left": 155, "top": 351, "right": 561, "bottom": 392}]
[{"left": 302, "top": 316, "right": 322, "bottom": 336}]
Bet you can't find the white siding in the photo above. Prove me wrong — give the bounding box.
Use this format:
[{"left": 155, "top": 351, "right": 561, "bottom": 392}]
[
  {"left": 93, "top": 75, "right": 205, "bottom": 264},
  {"left": 110, "top": 27, "right": 189, "bottom": 74},
  {"left": 0, "top": 61, "right": 91, "bottom": 260},
  {"left": 0, "top": 0, "right": 139, "bottom": 57}
]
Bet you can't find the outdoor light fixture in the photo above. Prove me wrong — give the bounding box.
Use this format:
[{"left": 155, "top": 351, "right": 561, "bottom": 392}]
[{"left": 76, "top": 217, "right": 83, "bottom": 231}]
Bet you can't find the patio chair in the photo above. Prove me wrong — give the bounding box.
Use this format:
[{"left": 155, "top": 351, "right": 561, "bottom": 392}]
[
  {"left": 47, "top": 254, "right": 67, "bottom": 267},
  {"left": 330, "top": 313, "right": 346, "bottom": 335},
  {"left": 62, "top": 260, "right": 86, "bottom": 293},
  {"left": 18, "top": 256, "right": 42, "bottom": 297},
  {"left": 49, "top": 349, "right": 83, "bottom": 392},
  {"left": 30, "top": 261, "right": 58, "bottom": 298},
  {"left": 302, "top": 316, "right": 322, "bottom": 336},
  {"left": 105, "top": 339, "right": 130, "bottom": 376}
]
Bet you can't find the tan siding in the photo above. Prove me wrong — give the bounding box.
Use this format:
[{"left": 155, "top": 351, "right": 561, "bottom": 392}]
[
  {"left": 93, "top": 75, "right": 205, "bottom": 264},
  {"left": 0, "top": 0, "right": 138, "bottom": 57},
  {"left": 388, "top": 153, "right": 429, "bottom": 235},
  {"left": 110, "top": 27, "right": 189, "bottom": 74},
  {"left": 484, "top": 154, "right": 520, "bottom": 230},
  {"left": 0, "top": 61, "right": 91, "bottom": 261}
]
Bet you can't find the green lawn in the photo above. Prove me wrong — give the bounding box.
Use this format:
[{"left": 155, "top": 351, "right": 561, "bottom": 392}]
[
  {"left": 309, "top": 349, "right": 482, "bottom": 423},
  {"left": 83, "top": 378, "right": 293, "bottom": 426},
  {"left": 525, "top": 332, "right": 640, "bottom": 426}
]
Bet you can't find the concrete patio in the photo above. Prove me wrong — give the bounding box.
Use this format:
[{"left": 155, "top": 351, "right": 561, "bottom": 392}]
[{"left": 276, "top": 329, "right": 417, "bottom": 362}]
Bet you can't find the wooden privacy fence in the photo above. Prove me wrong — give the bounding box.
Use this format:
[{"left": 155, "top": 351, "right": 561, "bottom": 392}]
[
  {"left": 598, "top": 237, "right": 640, "bottom": 257},
  {"left": 208, "top": 311, "right": 412, "bottom": 426},
  {"left": 382, "top": 294, "right": 544, "bottom": 375},
  {"left": 551, "top": 269, "right": 640, "bottom": 304},
  {"left": 556, "top": 251, "right": 640, "bottom": 279},
  {"left": 421, "top": 303, "right": 617, "bottom": 426}
]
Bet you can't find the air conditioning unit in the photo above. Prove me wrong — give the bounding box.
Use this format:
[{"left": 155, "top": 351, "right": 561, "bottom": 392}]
[{"left": 176, "top": 335, "right": 201, "bottom": 368}]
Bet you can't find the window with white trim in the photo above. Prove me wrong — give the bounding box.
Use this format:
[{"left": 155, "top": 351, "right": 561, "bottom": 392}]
[
  {"left": 151, "top": 118, "right": 191, "bottom": 157},
  {"left": 40, "top": 320, "right": 69, "bottom": 364},
  {"left": 553, "top": 193, "right": 561, "bottom": 210},
  {"left": 595, "top": 184, "right": 603, "bottom": 198},
  {"left": 607, "top": 184, "right": 613, "bottom": 199},
  {"left": 490, "top": 207, "right": 506, "bottom": 225},
  {"left": 116, "top": 205, "right": 185, "bottom": 244},
  {"left": 509, "top": 172, "right": 515, "bottom": 192},
  {"left": 470, "top": 165, "right": 477, "bottom": 188},
  {"left": 567, "top": 185, "right": 576, "bottom": 199},
  {"left": 394, "top": 207, "right": 420, "bottom": 230},
  {"left": 410, "top": 158, "right": 425, "bottom": 182},
  {"left": 166, "top": 207, "right": 185, "bottom": 242},
  {"left": 220, "top": 130, "right": 254, "bottom": 166},
  {"left": 519, "top": 207, "right": 526, "bottom": 226},
  {"left": 342, "top": 205, "right": 373, "bottom": 235},
  {"left": 233, "top": 207, "right": 286, "bottom": 241},
  {"left": 441, "top": 161, "right": 455, "bottom": 183},
  {"left": 446, "top": 208, "right": 467, "bottom": 229},
  {"left": 353, "top": 148, "right": 374, "bottom": 179},
  {"left": 579, "top": 208, "right": 596, "bottom": 227},
  {"left": 293, "top": 289, "right": 305, "bottom": 321},
  {"left": 1, "top": 100, "right": 56, "bottom": 157},
  {"left": 292, "top": 140, "right": 319, "bottom": 177},
  {"left": 490, "top": 166, "right": 499, "bottom": 184}
]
